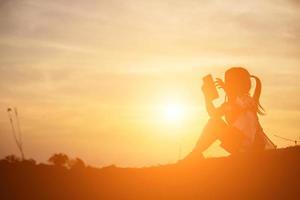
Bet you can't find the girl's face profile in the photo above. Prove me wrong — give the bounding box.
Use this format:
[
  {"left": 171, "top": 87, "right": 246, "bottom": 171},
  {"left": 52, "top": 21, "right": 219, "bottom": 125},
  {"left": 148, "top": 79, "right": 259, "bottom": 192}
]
[{"left": 224, "top": 75, "right": 238, "bottom": 97}]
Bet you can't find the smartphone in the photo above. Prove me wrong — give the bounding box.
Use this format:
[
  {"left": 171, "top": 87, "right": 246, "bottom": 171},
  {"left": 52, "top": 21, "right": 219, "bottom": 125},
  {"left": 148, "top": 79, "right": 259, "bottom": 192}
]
[{"left": 202, "top": 74, "right": 219, "bottom": 100}]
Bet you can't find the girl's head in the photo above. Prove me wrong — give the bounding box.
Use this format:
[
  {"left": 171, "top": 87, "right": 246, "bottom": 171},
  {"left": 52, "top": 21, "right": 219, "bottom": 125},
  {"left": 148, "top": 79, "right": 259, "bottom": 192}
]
[
  {"left": 224, "top": 67, "right": 265, "bottom": 115},
  {"left": 225, "top": 67, "right": 251, "bottom": 97}
]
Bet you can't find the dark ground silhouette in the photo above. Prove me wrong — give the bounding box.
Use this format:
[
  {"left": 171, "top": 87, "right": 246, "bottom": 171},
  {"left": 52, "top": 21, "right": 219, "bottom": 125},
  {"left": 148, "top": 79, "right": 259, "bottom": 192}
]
[{"left": 1, "top": 146, "right": 300, "bottom": 200}]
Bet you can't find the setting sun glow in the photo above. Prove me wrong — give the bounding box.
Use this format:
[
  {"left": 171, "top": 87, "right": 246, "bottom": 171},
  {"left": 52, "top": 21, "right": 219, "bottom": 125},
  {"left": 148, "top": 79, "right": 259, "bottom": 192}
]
[{"left": 164, "top": 103, "right": 185, "bottom": 123}]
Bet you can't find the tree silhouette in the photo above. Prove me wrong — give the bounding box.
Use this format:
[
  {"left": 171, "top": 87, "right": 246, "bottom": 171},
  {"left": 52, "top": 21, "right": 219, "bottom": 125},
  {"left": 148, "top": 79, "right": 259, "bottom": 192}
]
[
  {"left": 4, "top": 155, "right": 21, "bottom": 163},
  {"left": 69, "top": 158, "right": 85, "bottom": 169},
  {"left": 48, "top": 153, "right": 70, "bottom": 167},
  {"left": 22, "top": 158, "right": 36, "bottom": 165}
]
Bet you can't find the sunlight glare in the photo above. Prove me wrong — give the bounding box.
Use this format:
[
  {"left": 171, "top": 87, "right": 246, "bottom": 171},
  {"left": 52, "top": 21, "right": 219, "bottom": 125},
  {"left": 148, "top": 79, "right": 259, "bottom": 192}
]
[{"left": 164, "top": 103, "right": 185, "bottom": 123}]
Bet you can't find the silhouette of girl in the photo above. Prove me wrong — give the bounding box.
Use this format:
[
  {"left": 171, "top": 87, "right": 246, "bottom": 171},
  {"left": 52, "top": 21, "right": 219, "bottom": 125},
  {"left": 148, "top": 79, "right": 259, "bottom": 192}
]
[{"left": 184, "top": 67, "right": 275, "bottom": 161}]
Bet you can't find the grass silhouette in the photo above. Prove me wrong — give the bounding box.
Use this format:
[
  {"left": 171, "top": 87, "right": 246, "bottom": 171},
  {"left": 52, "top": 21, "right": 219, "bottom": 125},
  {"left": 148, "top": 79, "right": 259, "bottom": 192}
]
[{"left": 1, "top": 146, "right": 300, "bottom": 200}]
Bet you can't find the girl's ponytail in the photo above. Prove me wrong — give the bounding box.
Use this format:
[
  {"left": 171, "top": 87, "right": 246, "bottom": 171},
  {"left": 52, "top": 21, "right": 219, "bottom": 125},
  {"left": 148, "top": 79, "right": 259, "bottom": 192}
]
[{"left": 251, "top": 75, "right": 265, "bottom": 115}]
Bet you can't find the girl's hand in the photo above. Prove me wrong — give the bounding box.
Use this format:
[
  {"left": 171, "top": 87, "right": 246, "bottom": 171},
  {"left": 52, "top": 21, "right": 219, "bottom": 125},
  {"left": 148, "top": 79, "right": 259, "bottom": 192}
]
[{"left": 215, "top": 78, "right": 226, "bottom": 91}]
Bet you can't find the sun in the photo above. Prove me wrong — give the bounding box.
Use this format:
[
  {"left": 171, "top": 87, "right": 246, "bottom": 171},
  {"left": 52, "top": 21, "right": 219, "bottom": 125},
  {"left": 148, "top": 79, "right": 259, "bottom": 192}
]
[{"left": 164, "top": 103, "right": 185, "bottom": 123}]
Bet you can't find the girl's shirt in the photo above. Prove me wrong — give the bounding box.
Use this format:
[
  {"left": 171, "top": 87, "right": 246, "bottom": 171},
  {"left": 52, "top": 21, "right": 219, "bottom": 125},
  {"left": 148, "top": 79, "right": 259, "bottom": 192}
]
[{"left": 222, "top": 95, "right": 260, "bottom": 149}]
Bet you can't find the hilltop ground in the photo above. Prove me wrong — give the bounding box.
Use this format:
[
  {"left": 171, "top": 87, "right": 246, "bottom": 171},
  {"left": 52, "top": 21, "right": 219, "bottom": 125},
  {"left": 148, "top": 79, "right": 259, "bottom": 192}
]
[{"left": 1, "top": 146, "right": 300, "bottom": 200}]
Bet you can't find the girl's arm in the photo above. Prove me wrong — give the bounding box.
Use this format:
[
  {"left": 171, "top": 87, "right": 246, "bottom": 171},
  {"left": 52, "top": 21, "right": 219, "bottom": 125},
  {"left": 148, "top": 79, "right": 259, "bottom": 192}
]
[{"left": 204, "top": 97, "right": 224, "bottom": 118}]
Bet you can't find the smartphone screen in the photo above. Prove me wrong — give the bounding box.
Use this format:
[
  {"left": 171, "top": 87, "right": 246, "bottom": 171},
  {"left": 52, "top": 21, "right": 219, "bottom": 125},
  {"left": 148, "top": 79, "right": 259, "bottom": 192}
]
[{"left": 202, "top": 74, "right": 219, "bottom": 100}]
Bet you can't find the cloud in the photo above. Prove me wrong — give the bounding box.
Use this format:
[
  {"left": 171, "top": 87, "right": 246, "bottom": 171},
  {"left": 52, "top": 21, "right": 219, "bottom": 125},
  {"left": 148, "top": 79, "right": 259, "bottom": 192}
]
[
  {"left": 287, "top": 0, "right": 300, "bottom": 6},
  {"left": 1, "top": 0, "right": 300, "bottom": 62}
]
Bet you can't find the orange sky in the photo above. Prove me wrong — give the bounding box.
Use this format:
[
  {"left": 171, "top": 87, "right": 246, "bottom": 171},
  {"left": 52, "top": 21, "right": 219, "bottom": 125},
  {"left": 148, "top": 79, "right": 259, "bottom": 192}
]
[{"left": 0, "top": 0, "right": 300, "bottom": 167}]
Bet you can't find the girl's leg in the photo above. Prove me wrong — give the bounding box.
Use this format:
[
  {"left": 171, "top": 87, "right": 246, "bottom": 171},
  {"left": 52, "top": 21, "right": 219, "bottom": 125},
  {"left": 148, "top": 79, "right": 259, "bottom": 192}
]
[
  {"left": 192, "top": 117, "right": 228, "bottom": 155},
  {"left": 180, "top": 118, "right": 242, "bottom": 163}
]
